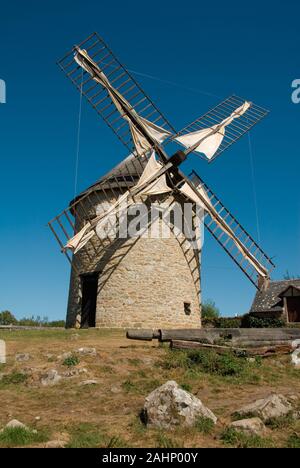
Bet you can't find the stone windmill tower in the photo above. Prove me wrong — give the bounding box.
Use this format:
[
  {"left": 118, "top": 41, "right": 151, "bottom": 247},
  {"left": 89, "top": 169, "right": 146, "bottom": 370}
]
[{"left": 49, "top": 33, "right": 275, "bottom": 329}]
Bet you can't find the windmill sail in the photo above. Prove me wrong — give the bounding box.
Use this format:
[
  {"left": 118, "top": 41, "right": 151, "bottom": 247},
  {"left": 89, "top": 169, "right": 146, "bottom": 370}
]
[
  {"left": 57, "top": 33, "right": 175, "bottom": 161},
  {"left": 63, "top": 152, "right": 172, "bottom": 254},
  {"left": 175, "top": 101, "right": 251, "bottom": 160},
  {"left": 171, "top": 96, "right": 268, "bottom": 162},
  {"left": 185, "top": 171, "right": 275, "bottom": 288}
]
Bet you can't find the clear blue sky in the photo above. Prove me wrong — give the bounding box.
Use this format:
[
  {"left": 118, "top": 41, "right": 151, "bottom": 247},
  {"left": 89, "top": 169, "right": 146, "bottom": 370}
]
[{"left": 0, "top": 0, "right": 299, "bottom": 320}]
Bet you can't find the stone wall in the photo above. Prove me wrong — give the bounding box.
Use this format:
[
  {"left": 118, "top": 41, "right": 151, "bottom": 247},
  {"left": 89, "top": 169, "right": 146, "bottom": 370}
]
[{"left": 66, "top": 189, "right": 201, "bottom": 329}]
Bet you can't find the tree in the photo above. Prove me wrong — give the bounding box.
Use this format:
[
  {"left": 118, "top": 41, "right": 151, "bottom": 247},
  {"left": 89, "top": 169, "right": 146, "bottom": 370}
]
[
  {"left": 283, "top": 270, "right": 300, "bottom": 280},
  {"left": 0, "top": 310, "right": 18, "bottom": 325},
  {"left": 202, "top": 300, "right": 220, "bottom": 320}
]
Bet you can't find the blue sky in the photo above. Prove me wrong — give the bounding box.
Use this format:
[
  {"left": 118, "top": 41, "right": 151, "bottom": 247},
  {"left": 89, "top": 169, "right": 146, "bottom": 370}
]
[{"left": 0, "top": 0, "right": 299, "bottom": 320}]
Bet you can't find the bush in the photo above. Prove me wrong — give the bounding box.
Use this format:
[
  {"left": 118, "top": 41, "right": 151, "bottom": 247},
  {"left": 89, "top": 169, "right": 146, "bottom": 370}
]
[
  {"left": 241, "top": 315, "right": 285, "bottom": 328},
  {"left": 63, "top": 355, "right": 79, "bottom": 367},
  {"left": 195, "top": 416, "right": 215, "bottom": 434},
  {"left": 0, "top": 310, "right": 17, "bottom": 325},
  {"left": 220, "top": 427, "right": 273, "bottom": 448},
  {"left": 162, "top": 349, "right": 253, "bottom": 378},
  {"left": 202, "top": 317, "right": 242, "bottom": 328},
  {"left": 202, "top": 300, "right": 220, "bottom": 320},
  {"left": 0, "top": 427, "right": 49, "bottom": 448}
]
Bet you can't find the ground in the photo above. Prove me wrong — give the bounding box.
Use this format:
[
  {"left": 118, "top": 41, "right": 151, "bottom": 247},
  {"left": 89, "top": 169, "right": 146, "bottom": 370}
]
[{"left": 0, "top": 328, "right": 300, "bottom": 448}]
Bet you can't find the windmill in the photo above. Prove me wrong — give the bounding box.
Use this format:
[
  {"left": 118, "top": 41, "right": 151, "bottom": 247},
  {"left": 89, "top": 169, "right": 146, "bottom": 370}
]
[{"left": 48, "top": 32, "right": 275, "bottom": 329}]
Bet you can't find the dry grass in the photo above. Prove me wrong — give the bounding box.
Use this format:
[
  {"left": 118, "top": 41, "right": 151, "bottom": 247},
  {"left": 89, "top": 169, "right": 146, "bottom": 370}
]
[{"left": 0, "top": 328, "right": 300, "bottom": 448}]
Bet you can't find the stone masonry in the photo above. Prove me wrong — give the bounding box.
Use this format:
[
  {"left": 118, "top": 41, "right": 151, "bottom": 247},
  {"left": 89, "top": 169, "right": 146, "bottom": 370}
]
[{"left": 66, "top": 188, "right": 201, "bottom": 329}]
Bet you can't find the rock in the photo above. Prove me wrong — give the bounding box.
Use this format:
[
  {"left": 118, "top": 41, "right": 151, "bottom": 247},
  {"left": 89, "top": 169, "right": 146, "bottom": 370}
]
[
  {"left": 110, "top": 384, "right": 122, "bottom": 394},
  {"left": 15, "top": 353, "right": 30, "bottom": 362},
  {"left": 78, "top": 379, "right": 98, "bottom": 386},
  {"left": 143, "top": 380, "right": 217, "bottom": 429},
  {"left": 76, "top": 347, "right": 96, "bottom": 357},
  {"left": 44, "top": 440, "right": 65, "bottom": 448},
  {"left": 35, "top": 416, "right": 41, "bottom": 421},
  {"left": 230, "top": 417, "right": 267, "bottom": 436},
  {"left": 5, "top": 419, "right": 28, "bottom": 430},
  {"left": 291, "top": 347, "right": 300, "bottom": 367},
  {"left": 40, "top": 369, "right": 62, "bottom": 387},
  {"left": 58, "top": 352, "right": 72, "bottom": 360},
  {"left": 62, "top": 368, "right": 88, "bottom": 378},
  {"left": 234, "top": 394, "right": 293, "bottom": 422}
]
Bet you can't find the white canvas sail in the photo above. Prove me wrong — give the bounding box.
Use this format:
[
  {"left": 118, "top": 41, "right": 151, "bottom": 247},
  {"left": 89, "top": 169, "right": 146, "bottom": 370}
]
[
  {"left": 75, "top": 49, "right": 171, "bottom": 155},
  {"left": 175, "top": 101, "right": 251, "bottom": 160},
  {"left": 179, "top": 181, "right": 268, "bottom": 278}
]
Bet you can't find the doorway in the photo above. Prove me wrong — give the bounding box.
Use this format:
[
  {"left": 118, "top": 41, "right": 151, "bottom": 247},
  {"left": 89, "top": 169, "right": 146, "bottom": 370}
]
[
  {"left": 80, "top": 272, "right": 99, "bottom": 328},
  {"left": 287, "top": 296, "right": 300, "bottom": 323}
]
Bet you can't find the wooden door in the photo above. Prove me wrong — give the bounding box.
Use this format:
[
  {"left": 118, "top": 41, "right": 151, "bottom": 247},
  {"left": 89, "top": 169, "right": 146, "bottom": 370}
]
[
  {"left": 287, "top": 297, "right": 300, "bottom": 323},
  {"left": 80, "top": 273, "right": 99, "bottom": 328}
]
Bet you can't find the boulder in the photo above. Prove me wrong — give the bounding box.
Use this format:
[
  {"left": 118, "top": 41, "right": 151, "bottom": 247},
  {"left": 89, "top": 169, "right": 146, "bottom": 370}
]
[
  {"left": 5, "top": 419, "right": 28, "bottom": 430},
  {"left": 143, "top": 380, "right": 217, "bottom": 429},
  {"left": 40, "top": 369, "right": 62, "bottom": 387},
  {"left": 58, "top": 352, "right": 72, "bottom": 360},
  {"left": 230, "top": 417, "right": 267, "bottom": 436},
  {"left": 234, "top": 394, "right": 293, "bottom": 422},
  {"left": 76, "top": 347, "right": 96, "bottom": 357},
  {"left": 15, "top": 353, "right": 30, "bottom": 362}
]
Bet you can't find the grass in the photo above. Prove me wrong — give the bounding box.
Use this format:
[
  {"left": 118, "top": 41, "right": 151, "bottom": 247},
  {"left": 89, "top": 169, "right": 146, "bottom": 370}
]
[
  {"left": 0, "top": 371, "right": 28, "bottom": 387},
  {"left": 1, "top": 328, "right": 300, "bottom": 448},
  {"left": 287, "top": 433, "right": 300, "bottom": 448},
  {"left": 266, "top": 413, "right": 295, "bottom": 429},
  {"left": 0, "top": 427, "right": 49, "bottom": 448},
  {"left": 62, "top": 355, "right": 80, "bottom": 367},
  {"left": 66, "top": 423, "right": 104, "bottom": 448},
  {"left": 159, "top": 349, "right": 262, "bottom": 384},
  {"left": 156, "top": 432, "right": 183, "bottom": 448},
  {"left": 220, "top": 427, "right": 274, "bottom": 448},
  {"left": 194, "top": 417, "right": 215, "bottom": 435}
]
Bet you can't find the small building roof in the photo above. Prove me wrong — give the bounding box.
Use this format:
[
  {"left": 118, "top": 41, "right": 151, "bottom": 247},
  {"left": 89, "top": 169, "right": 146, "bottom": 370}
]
[{"left": 250, "top": 279, "right": 300, "bottom": 313}]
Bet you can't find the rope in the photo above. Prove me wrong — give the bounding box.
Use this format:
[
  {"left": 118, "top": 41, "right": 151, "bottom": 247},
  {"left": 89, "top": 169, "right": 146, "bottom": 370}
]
[
  {"left": 74, "top": 69, "right": 83, "bottom": 198},
  {"left": 247, "top": 132, "right": 261, "bottom": 244},
  {"left": 128, "top": 69, "right": 221, "bottom": 99}
]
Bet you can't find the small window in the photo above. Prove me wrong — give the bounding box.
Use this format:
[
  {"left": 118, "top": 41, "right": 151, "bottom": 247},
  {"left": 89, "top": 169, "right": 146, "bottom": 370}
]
[{"left": 184, "top": 302, "right": 191, "bottom": 316}]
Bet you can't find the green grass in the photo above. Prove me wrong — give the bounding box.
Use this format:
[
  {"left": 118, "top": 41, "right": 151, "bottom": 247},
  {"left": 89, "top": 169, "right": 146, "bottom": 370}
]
[
  {"left": 0, "top": 371, "right": 28, "bottom": 387},
  {"left": 180, "top": 382, "right": 192, "bottom": 392},
  {"left": 287, "top": 433, "right": 300, "bottom": 448},
  {"left": 266, "top": 413, "right": 295, "bottom": 429},
  {"left": 66, "top": 423, "right": 104, "bottom": 448},
  {"left": 0, "top": 427, "right": 49, "bottom": 448},
  {"left": 160, "top": 349, "right": 262, "bottom": 383},
  {"left": 62, "top": 355, "right": 80, "bottom": 367},
  {"left": 194, "top": 416, "right": 215, "bottom": 435},
  {"left": 156, "top": 431, "right": 183, "bottom": 448},
  {"left": 220, "top": 427, "right": 274, "bottom": 448}
]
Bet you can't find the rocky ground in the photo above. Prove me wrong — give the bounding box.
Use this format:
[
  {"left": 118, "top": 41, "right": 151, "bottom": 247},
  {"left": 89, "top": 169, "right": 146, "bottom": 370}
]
[{"left": 0, "top": 328, "right": 300, "bottom": 448}]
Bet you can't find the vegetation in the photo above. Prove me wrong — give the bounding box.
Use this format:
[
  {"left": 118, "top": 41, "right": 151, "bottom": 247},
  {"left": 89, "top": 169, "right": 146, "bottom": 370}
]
[
  {"left": 0, "top": 427, "right": 49, "bottom": 448},
  {"left": 194, "top": 416, "right": 215, "bottom": 434},
  {"left": 202, "top": 316, "right": 242, "bottom": 328},
  {"left": 0, "top": 372, "right": 28, "bottom": 387},
  {"left": 63, "top": 355, "right": 80, "bottom": 367},
  {"left": 0, "top": 310, "right": 18, "bottom": 325},
  {"left": 201, "top": 300, "right": 220, "bottom": 320},
  {"left": 0, "top": 328, "right": 299, "bottom": 448},
  {"left": 241, "top": 315, "right": 285, "bottom": 328},
  {"left": 287, "top": 433, "right": 300, "bottom": 448},
  {"left": 0, "top": 310, "right": 65, "bottom": 328},
  {"left": 220, "top": 427, "right": 274, "bottom": 448},
  {"left": 161, "top": 348, "right": 260, "bottom": 380}
]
